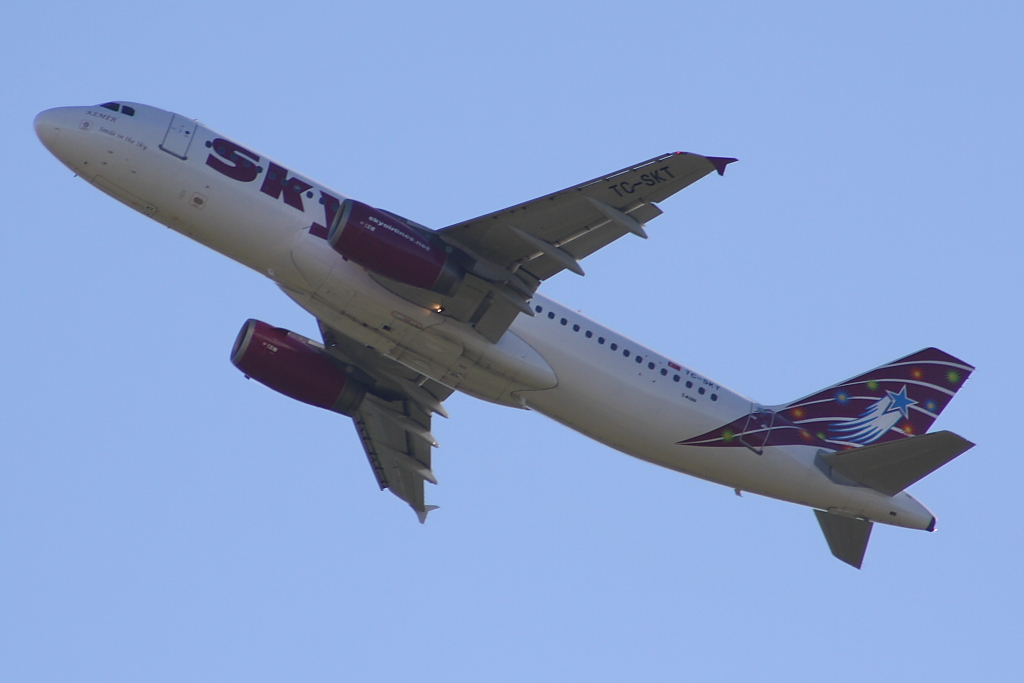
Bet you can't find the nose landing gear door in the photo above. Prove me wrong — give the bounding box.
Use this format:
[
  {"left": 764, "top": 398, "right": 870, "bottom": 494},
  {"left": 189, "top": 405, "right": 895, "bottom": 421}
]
[
  {"left": 739, "top": 406, "right": 776, "bottom": 455},
  {"left": 159, "top": 113, "right": 197, "bottom": 160}
]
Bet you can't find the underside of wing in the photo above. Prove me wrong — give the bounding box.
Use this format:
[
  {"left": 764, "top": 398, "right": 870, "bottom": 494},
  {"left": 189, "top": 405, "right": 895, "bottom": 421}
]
[
  {"left": 318, "top": 320, "right": 453, "bottom": 417},
  {"left": 317, "top": 321, "right": 449, "bottom": 521},
  {"left": 331, "top": 152, "right": 733, "bottom": 344},
  {"left": 438, "top": 152, "right": 734, "bottom": 284},
  {"left": 354, "top": 394, "right": 439, "bottom": 522},
  {"left": 392, "top": 152, "right": 734, "bottom": 342}
]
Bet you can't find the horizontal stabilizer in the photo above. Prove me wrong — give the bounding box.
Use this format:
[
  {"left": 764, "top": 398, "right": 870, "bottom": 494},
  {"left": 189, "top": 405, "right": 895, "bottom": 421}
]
[
  {"left": 821, "top": 430, "right": 974, "bottom": 496},
  {"left": 814, "top": 510, "right": 873, "bottom": 569}
]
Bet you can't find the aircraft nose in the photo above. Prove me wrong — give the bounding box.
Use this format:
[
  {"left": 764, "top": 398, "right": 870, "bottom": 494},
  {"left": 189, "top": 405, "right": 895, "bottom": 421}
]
[{"left": 34, "top": 107, "right": 68, "bottom": 152}]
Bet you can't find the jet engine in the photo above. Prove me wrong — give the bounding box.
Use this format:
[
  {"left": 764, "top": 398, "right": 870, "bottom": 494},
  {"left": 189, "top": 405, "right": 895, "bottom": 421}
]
[
  {"left": 328, "top": 198, "right": 463, "bottom": 296},
  {"left": 230, "top": 319, "right": 365, "bottom": 416}
]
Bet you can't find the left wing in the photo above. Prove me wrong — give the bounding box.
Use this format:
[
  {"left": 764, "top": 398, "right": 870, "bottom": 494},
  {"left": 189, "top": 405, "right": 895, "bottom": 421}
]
[
  {"left": 392, "top": 152, "right": 735, "bottom": 342},
  {"left": 359, "top": 153, "right": 733, "bottom": 343},
  {"left": 438, "top": 152, "right": 735, "bottom": 284}
]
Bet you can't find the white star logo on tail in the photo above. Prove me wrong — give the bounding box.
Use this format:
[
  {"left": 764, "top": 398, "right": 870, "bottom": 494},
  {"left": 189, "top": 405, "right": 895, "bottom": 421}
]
[{"left": 828, "top": 386, "right": 917, "bottom": 445}]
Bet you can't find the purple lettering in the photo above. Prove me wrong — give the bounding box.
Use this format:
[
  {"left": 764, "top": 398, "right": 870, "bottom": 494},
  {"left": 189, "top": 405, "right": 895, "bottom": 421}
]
[
  {"left": 205, "top": 138, "right": 260, "bottom": 182},
  {"left": 310, "top": 190, "right": 342, "bottom": 239},
  {"left": 260, "top": 162, "right": 312, "bottom": 212}
]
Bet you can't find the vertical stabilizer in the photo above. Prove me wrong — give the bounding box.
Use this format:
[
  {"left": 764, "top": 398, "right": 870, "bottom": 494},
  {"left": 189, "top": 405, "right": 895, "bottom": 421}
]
[
  {"left": 784, "top": 348, "right": 974, "bottom": 449},
  {"left": 680, "top": 348, "right": 973, "bottom": 451},
  {"left": 814, "top": 510, "right": 873, "bottom": 569}
]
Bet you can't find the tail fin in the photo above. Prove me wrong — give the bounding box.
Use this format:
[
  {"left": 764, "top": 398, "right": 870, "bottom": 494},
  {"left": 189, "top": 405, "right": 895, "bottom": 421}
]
[
  {"left": 781, "top": 348, "right": 974, "bottom": 449},
  {"left": 679, "top": 348, "right": 973, "bottom": 452}
]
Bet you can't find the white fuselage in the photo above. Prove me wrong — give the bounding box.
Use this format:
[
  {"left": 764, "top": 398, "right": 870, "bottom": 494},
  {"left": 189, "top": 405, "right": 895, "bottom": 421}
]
[{"left": 35, "top": 102, "right": 936, "bottom": 530}]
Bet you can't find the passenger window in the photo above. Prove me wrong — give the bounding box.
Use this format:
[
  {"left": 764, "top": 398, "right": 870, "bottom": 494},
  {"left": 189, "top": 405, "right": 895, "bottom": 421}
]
[
  {"left": 121, "top": 106, "right": 135, "bottom": 116},
  {"left": 585, "top": 331, "right": 593, "bottom": 338},
  {"left": 560, "top": 318, "right": 567, "bottom": 326},
  {"left": 686, "top": 381, "right": 693, "bottom": 388},
  {"left": 711, "top": 394, "right": 718, "bottom": 401},
  {"left": 548, "top": 312, "right": 555, "bottom": 319},
  {"left": 635, "top": 356, "right": 643, "bottom": 364},
  {"left": 648, "top": 362, "right": 656, "bottom": 370},
  {"left": 673, "top": 375, "right": 680, "bottom": 382},
  {"left": 598, "top": 337, "right": 605, "bottom": 344},
  {"left": 535, "top": 305, "right": 543, "bottom": 313},
  {"left": 610, "top": 343, "right": 618, "bottom": 350},
  {"left": 623, "top": 349, "right": 630, "bottom": 357},
  {"left": 573, "top": 324, "right": 580, "bottom": 332},
  {"left": 698, "top": 387, "right": 706, "bottom": 395},
  {"left": 660, "top": 368, "right": 667, "bottom": 376}
]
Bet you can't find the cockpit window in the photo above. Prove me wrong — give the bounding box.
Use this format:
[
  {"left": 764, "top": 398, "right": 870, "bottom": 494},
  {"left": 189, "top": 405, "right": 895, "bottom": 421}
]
[{"left": 97, "top": 102, "right": 136, "bottom": 116}]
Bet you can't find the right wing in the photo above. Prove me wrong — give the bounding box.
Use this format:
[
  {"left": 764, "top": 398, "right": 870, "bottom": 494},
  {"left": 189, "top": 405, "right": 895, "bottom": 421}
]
[
  {"left": 354, "top": 394, "right": 440, "bottom": 522},
  {"left": 317, "top": 320, "right": 451, "bottom": 521}
]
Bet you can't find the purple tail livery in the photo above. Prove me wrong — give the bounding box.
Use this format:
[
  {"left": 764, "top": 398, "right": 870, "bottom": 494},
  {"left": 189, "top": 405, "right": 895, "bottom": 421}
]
[{"left": 681, "top": 348, "right": 973, "bottom": 451}]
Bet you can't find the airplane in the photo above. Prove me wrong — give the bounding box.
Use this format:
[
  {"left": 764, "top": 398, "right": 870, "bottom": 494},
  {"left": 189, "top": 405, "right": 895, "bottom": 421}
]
[{"left": 35, "top": 101, "right": 975, "bottom": 568}]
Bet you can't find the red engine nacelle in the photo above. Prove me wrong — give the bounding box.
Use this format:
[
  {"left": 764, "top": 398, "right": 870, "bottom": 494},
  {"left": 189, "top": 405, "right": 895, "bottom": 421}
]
[
  {"left": 328, "top": 198, "right": 462, "bottom": 296},
  {"left": 230, "top": 319, "right": 365, "bottom": 416}
]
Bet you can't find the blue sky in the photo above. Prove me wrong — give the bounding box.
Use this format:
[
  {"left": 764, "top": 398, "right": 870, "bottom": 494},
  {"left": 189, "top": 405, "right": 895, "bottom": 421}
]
[{"left": 4, "top": 2, "right": 1022, "bottom": 680}]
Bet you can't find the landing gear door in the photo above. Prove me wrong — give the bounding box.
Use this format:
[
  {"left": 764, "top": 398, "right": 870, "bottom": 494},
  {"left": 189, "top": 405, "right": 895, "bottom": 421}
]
[
  {"left": 159, "top": 113, "right": 197, "bottom": 160},
  {"left": 739, "top": 406, "right": 776, "bottom": 455}
]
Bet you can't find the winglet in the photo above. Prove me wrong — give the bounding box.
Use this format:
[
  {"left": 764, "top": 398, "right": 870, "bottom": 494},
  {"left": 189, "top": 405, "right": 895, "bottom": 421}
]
[
  {"left": 416, "top": 505, "right": 440, "bottom": 524},
  {"left": 706, "top": 156, "right": 738, "bottom": 176}
]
